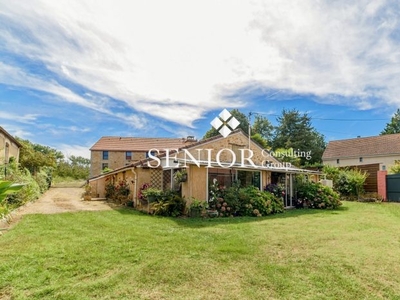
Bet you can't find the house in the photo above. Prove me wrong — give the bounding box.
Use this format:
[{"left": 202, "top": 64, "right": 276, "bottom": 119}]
[
  {"left": 89, "top": 136, "right": 198, "bottom": 177},
  {"left": 322, "top": 133, "right": 400, "bottom": 192},
  {"left": 88, "top": 130, "right": 321, "bottom": 209},
  {"left": 0, "top": 126, "right": 22, "bottom": 165}
]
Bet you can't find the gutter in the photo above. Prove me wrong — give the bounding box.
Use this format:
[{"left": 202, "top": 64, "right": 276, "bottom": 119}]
[{"left": 131, "top": 167, "right": 138, "bottom": 206}]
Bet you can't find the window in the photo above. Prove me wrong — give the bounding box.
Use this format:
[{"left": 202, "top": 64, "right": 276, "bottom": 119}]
[
  {"left": 146, "top": 151, "right": 156, "bottom": 158},
  {"left": 359, "top": 157, "right": 363, "bottom": 162},
  {"left": 102, "top": 151, "right": 109, "bottom": 160},
  {"left": 126, "top": 151, "right": 132, "bottom": 160},
  {"left": 237, "top": 170, "right": 261, "bottom": 189},
  {"left": 336, "top": 159, "right": 340, "bottom": 164},
  {"left": 102, "top": 163, "right": 108, "bottom": 170}
]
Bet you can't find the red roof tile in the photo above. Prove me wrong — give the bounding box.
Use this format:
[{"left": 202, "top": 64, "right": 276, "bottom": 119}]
[
  {"left": 90, "top": 136, "right": 197, "bottom": 151},
  {"left": 322, "top": 133, "right": 400, "bottom": 159}
]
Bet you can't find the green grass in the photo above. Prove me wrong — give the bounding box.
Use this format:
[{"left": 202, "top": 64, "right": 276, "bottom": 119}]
[{"left": 2, "top": 202, "right": 400, "bottom": 299}]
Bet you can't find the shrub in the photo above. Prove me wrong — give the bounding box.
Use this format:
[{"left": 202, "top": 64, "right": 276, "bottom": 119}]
[
  {"left": 211, "top": 182, "right": 284, "bottom": 217},
  {"left": 104, "top": 180, "right": 131, "bottom": 204},
  {"left": 151, "top": 190, "right": 186, "bottom": 217},
  {"left": 5, "top": 167, "right": 42, "bottom": 207},
  {"left": 323, "top": 166, "right": 368, "bottom": 199},
  {"left": 297, "top": 181, "right": 341, "bottom": 209}
]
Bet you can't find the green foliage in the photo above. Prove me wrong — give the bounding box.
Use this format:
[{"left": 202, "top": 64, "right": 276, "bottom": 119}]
[
  {"left": 5, "top": 168, "right": 41, "bottom": 207},
  {"left": 209, "top": 181, "right": 284, "bottom": 217},
  {"left": 203, "top": 109, "right": 250, "bottom": 139},
  {"left": 101, "top": 167, "right": 113, "bottom": 174},
  {"left": 105, "top": 180, "right": 131, "bottom": 203},
  {"left": 381, "top": 108, "right": 400, "bottom": 135},
  {"left": 297, "top": 181, "right": 342, "bottom": 209},
  {"left": 252, "top": 115, "right": 274, "bottom": 143},
  {"left": 16, "top": 137, "right": 63, "bottom": 174},
  {"left": 151, "top": 190, "right": 186, "bottom": 217},
  {"left": 272, "top": 148, "right": 302, "bottom": 166},
  {"left": 323, "top": 165, "right": 368, "bottom": 199},
  {"left": 272, "top": 109, "right": 326, "bottom": 165},
  {"left": 0, "top": 161, "right": 50, "bottom": 210},
  {"left": 141, "top": 187, "right": 162, "bottom": 201},
  {"left": 202, "top": 108, "right": 326, "bottom": 166},
  {"left": 0, "top": 180, "right": 24, "bottom": 203},
  {"left": 250, "top": 133, "right": 268, "bottom": 148},
  {"left": 389, "top": 161, "right": 400, "bottom": 174},
  {"left": 54, "top": 156, "right": 90, "bottom": 180}
]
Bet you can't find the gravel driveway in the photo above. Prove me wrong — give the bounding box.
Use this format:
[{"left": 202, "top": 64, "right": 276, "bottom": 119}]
[{"left": 0, "top": 187, "right": 114, "bottom": 233}]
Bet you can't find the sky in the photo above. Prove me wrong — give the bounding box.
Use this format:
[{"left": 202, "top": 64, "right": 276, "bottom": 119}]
[{"left": 1, "top": 0, "right": 399, "bottom": 159}]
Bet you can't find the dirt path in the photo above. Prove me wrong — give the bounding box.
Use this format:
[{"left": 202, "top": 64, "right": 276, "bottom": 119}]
[{"left": 0, "top": 187, "right": 115, "bottom": 233}]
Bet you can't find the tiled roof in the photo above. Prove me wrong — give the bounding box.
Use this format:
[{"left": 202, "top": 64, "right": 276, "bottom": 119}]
[
  {"left": 0, "top": 126, "right": 22, "bottom": 147},
  {"left": 90, "top": 136, "right": 197, "bottom": 151},
  {"left": 322, "top": 133, "right": 400, "bottom": 159}
]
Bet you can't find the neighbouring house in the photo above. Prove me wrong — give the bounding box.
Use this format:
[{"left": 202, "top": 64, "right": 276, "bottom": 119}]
[
  {"left": 322, "top": 133, "right": 400, "bottom": 192},
  {"left": 0, "top": 126, "right": 22, "bottom": 166},
  {"left": 88, "top": 130, "right": 321, "bottom": 209},
  {"left": 89, "top": 136, "right": 198, "bottom": 177}
]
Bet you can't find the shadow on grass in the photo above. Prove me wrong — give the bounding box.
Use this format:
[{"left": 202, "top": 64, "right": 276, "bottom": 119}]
[{"left": 114, "top": 205, "right": 349, "bottom": 228}]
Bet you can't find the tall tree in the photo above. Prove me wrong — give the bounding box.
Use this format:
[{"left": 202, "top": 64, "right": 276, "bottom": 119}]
[
  {"left": 251, "top": 115, "right": 274, "bottom": 145},
  {"left": 272, "top": 109, "right": 325, "bottom": 165},
  {"left": 381, "top": 109, "right": 400, "bottom": 135}
]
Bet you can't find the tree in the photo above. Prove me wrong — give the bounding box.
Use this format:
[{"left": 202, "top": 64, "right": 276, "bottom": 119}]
[
  {"left": 203, "top": 109, "right": 250, "bottom": 139},
  {"left": 16, "top": 138, "right": 63, "bottom": 174},
  {"left": 272, "top": 109, "right": 326, "bottom": 165},
  {"left": 54, "top": 156, "right": 90, "bottom": 180},
  {"left": 203, "top": 110, "right": 273, "bottom": 147},
  {"left": 381, "top": 109, "right": 400, "bottom": 135},
  {"left": 250, "top": 133, "right": 268, "bottom": 148},
  {"left": 252, "top": 115, "right": 274, "bottom": 145}
]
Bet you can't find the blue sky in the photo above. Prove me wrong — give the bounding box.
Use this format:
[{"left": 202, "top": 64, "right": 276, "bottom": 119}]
[{"left": 0, "top": 0, "right": 399, "bottom": 158}]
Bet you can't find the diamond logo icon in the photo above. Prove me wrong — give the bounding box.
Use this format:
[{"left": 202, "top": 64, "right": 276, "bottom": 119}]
[{"left": 210, "top": 109, "right": 240, "bottom": 138}]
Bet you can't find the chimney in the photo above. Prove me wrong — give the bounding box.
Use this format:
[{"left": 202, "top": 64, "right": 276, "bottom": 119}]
[{"left": 185, "top": 136, "right": 197, "bottom": 142}]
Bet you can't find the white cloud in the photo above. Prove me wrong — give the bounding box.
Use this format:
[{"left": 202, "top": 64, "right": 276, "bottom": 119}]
[
  {"left": 0, "top": 111, "right": 39, "bottom": 124},
  {"left": 1, "top": 0, "right": 400, "bottom": 126},
  {"left": 57, "top": 144, "right": 91, "bottom": 159}
]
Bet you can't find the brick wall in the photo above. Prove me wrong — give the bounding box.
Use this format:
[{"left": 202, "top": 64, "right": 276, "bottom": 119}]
[{"left": 377, "top": 170, "right": 387, "bottom": 201}]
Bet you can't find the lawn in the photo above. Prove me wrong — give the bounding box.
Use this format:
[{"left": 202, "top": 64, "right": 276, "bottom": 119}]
[{"left": 1, "top": 201, "right": 400, "bottom": 299}]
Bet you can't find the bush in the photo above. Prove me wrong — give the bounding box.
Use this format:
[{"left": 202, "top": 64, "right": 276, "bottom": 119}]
[
  {"left": 323, "top": 166, "right": 368, "bottom": 199},
  {"left": 151, "top": 190, "right": 186, "bottom": 217},
  {"left": 210, "top": 182, "right": 284, "bottom": 217},
  {"left": 297, "top": 181, "right": 341, "bottom": 209},
  {"left": 5, "top": 167, "right": 42, "bottom": 207},
  {"left": 105, "top": 180, "right": 131, "bottom": 204}
]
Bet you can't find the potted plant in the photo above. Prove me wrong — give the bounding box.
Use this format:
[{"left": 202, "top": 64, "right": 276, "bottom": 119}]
[
  {"left": 173, "top": 169, "right": 188, "bottom": 183},
  {"left": 142, "top": 187, "right": 162, "bottom": 203},
  {"left": 189, "top": 198, "right": 206, "bottom": 218}
]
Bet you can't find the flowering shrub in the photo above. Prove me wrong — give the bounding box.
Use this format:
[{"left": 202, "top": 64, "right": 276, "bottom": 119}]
[
  {"left": 209, "top": 180, "right": 284, "bottom": 217},
  {"left": 138, "top": 183, "right": 151, "bottom": 202},
  {"left": 264, "top": 184, "right": 285, "bottom": 198},
  {"left": 297, "top": 181, "right": 341, "bottom": 209},
  {"left": 105, "top": 180, "right": 131, "bottom": 203}
]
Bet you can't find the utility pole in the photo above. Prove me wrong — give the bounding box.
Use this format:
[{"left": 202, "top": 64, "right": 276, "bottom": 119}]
[{"left": 248, "top": 112, "right": 253, "bottom": 149}]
